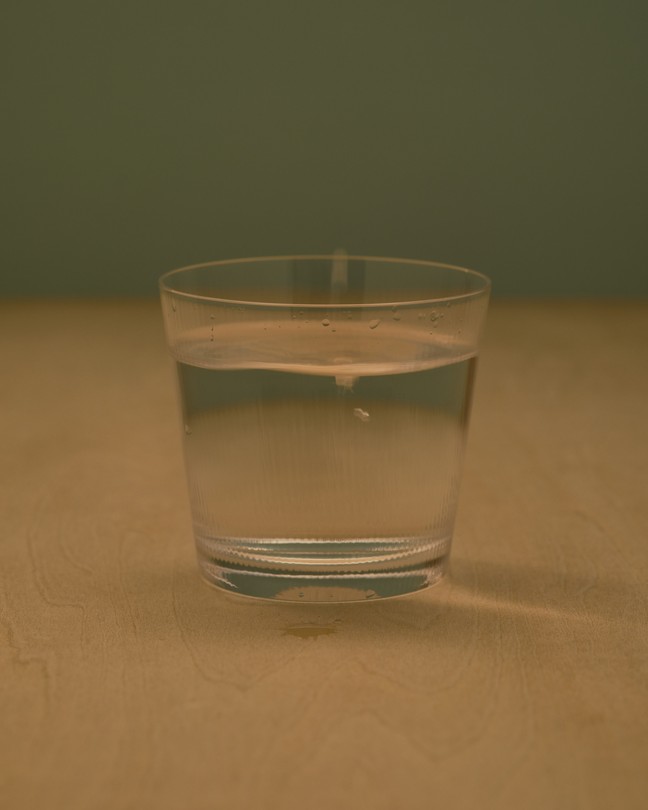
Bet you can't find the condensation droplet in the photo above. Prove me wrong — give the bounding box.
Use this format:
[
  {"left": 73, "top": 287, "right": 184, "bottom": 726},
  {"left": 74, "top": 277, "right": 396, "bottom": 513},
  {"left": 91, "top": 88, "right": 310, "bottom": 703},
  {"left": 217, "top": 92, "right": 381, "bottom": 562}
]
[
  {"left": 331, "top": 327, "right": 336, "bottom": 332},
  {"left": 184, "top": 424, "right": 192, "bottom": 435},
  {"left": 171, "top": 301, "right": 176, "bottom": 312},
  {"left": 353, "top": 408, "right": 370, "bottom": 422},
  {"left": 429, "top": 311, "right": 439, "bottom": 322},
  {"left": 391, "top": 305, "right": 398, "bottom": 312},
  {"left": 369, "top": 318, "right": 381, "bottom": 330},
  {"left": 393, "top": 313, "right": 401, "bottom": 321},
  {"left": 209, "top": 314, "right": 215, "bottom": 320},
  {"left": 322, "top": 318, "right": 330, "bottom": 327}
]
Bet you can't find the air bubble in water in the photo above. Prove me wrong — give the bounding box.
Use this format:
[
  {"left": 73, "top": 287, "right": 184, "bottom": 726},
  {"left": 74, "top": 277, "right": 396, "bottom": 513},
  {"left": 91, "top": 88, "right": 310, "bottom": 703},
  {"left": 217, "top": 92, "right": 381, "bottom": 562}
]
[{"left": 369, "top": 318, "right": 380, "bottom": 329}]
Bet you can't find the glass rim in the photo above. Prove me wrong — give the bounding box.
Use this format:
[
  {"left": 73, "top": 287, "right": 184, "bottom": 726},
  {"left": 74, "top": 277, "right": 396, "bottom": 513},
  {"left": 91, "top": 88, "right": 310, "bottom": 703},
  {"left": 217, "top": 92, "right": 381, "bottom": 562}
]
[{"left": 159, "top": 254, "right": 491, "bottom": 308}]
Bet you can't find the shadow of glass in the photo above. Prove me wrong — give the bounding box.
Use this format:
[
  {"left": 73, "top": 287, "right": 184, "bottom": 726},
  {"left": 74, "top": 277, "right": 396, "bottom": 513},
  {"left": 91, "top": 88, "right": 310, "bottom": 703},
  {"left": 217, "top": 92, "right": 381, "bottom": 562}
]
[
  {"left": 126, "top": 553, "right": 642, "bottom": 669},
  {"left": 449, "top": 555, "right": 644, "bottom": 627}
]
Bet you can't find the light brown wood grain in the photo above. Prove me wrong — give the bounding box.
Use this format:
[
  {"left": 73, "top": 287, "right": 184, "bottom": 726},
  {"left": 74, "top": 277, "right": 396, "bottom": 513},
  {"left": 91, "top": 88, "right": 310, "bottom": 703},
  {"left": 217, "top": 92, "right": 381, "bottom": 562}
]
[{"left": 1, "top": 300, "right": 647, "bottom": 810}]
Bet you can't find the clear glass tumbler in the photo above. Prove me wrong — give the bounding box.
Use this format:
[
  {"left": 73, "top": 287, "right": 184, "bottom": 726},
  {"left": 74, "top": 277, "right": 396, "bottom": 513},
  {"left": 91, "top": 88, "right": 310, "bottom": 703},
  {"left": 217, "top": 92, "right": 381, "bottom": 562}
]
[{"left": 160, "top": 255, "right": 490, "bottom": 602}]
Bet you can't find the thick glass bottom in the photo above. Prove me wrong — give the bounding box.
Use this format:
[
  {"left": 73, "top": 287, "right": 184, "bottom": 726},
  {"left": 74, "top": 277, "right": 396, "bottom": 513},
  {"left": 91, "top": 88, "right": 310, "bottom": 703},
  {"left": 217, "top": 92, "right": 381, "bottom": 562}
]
[{"left": 195, "top": 535, "right": 450, "bottom": 602}]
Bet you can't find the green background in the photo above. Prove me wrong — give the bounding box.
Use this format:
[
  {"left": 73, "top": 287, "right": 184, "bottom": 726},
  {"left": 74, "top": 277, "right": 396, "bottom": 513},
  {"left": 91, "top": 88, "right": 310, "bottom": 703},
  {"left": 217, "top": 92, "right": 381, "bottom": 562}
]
[{"left": 2, "top": 1, "right": 646, "bottom": 297}]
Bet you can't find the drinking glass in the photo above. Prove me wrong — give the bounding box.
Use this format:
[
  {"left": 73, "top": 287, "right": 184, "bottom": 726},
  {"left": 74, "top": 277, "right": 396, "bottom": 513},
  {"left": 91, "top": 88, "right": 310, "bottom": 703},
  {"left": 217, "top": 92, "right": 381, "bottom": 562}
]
[{"left": 160, "top": 255, "right": 490, "bottom": 602}]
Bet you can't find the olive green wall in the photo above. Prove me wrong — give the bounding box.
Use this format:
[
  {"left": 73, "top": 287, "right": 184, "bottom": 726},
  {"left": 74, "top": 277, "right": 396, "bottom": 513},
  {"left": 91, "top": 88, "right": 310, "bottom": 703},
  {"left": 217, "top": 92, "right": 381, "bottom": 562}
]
[{"left": 2, "top": 1, "right": 646, "bottom": 296}]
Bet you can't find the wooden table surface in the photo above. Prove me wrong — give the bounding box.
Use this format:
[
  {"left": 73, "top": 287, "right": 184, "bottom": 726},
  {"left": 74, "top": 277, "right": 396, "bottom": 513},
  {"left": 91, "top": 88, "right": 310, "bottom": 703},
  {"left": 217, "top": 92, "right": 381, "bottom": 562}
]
[{"left": 1, "top": 300, "right": 647, "bottom": 810}]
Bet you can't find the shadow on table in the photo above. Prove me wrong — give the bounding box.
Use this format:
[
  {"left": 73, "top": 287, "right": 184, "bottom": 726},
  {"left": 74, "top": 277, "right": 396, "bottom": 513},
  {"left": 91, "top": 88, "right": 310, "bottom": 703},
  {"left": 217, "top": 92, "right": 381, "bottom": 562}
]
[
  {"left": 159, "top": 554, "right": 639, "bottom": 653},
  {"left": 449, "top": 555, "right": 641, "bottom": 625}
]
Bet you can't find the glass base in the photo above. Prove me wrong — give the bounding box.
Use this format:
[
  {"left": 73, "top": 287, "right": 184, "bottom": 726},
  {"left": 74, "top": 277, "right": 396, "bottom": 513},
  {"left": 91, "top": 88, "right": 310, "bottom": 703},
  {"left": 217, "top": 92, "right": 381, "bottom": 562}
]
[{"left": 195, "top": 539, "right": 450, "bottom": 602}]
